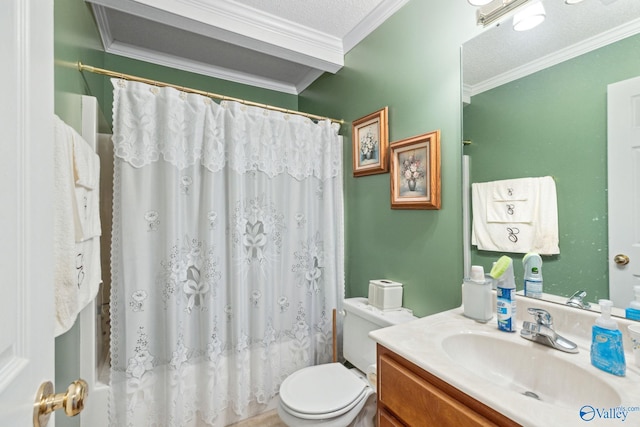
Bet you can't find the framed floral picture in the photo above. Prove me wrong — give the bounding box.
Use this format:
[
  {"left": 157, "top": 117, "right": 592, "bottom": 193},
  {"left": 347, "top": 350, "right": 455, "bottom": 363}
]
[
  {"left": 390, "top": 130, "right": 441, "bottom": 210},
  {"left": 352, "top": 107, "right": 389, "bottom": 177}
]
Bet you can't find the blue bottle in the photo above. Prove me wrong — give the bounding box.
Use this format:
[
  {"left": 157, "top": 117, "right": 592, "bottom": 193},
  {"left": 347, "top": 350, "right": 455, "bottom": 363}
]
[
  {"left": 591, "top": 299, "right": 626, "bottom": 376},
  {"left": 625, "top": 285, "right": 640, "bottom": 321}
]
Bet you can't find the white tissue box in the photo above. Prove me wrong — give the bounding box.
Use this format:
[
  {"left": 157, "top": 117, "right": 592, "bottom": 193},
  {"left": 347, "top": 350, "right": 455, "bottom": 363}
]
[{"left": 368, "top": 279, "right": 403, "bottom": 311}]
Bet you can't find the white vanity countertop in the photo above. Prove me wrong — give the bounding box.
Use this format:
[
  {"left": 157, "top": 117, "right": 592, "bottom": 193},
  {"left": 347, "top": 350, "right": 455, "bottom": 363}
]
[{"left": 370, "top": 297, "right": 640, "bottom": 427}]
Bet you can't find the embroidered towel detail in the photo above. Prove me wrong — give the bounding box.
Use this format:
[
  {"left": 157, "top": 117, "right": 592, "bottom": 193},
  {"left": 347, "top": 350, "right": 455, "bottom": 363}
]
[
  {"left": 472, "top": 176, "right": 559, "bottom": 254},
  {"left": 491, "top": 178, "right": 532, "bottom": 201},
  {"left": 486, "top": 200, "right": 533, "bottom": 223}
]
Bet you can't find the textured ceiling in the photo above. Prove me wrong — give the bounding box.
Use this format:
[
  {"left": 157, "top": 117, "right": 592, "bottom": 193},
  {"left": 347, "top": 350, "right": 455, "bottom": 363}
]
[
  {"left": 87, "top": 0, "right": 408, "bottom": 94},
  {"left": 463, "top": 0, "right": 640, "bottom": 96}
]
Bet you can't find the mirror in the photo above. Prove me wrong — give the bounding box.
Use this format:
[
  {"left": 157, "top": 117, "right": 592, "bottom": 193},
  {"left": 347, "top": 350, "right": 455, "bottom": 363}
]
[{"left": 462, "top": 0, "right": 640, "bottom": 312}]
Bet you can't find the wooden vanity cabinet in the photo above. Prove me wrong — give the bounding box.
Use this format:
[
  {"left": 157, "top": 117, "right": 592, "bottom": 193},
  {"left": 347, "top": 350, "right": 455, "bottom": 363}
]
[{"left": 376, "top": 345, "right": 521, "bottom": 427}]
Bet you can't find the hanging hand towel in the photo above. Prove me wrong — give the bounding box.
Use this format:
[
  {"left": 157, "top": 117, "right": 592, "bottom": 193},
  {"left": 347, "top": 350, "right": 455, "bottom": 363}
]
[
  {"left": 53, "top": 115, "right": 81, "bottom": 336},
  {"left": 53, "top": 115, "right": 102, "bottom": 337},
  {"left": 472, "top": 176, "right": 559, "bottom": 255}
]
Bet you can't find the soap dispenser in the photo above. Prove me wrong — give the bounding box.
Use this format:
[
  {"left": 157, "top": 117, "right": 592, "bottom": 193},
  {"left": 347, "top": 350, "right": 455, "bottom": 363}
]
[
  {"left": 463, "top": 265, "right": 493, "bottom": 323},
  {"left": 590, "top": 299, "right": 626, "bottom": 376},
  {"left": 625, "top": 285, "right": 640, "bottom": 321}
]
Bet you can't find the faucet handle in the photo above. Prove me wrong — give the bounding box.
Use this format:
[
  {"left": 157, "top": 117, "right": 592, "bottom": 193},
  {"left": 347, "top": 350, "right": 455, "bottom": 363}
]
[{"left": 527, "top": 308, "right": 553, "bottom": 327}]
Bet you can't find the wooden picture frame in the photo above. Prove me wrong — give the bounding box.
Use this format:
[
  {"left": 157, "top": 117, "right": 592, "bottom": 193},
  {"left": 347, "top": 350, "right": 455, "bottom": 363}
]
[
  {"left": 352, "top": 107, "right": 389, "bottom": 177},
  {"left": 390, "top": 130, "right": 441, "bottom": 210}
]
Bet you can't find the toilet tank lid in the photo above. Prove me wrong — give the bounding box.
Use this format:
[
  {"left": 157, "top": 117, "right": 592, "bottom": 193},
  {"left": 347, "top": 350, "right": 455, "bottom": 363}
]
[{"left": 343, "top": 297, "right": 417, "bottom": 327}]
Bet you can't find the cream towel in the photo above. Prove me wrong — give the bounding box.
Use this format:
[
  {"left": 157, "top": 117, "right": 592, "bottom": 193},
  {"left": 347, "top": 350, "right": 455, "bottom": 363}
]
[
  {"left": 72, "top": 128, "right": 101, "bottom": 240},
  {"left": 53, "top": 115, "right": 102, "bottom": 336},
  {"left": 472, "top": 176, "right": 559, "bottom": 255},
  {"left": 54, "top": 116, "right": 79, "bottom": 336}
]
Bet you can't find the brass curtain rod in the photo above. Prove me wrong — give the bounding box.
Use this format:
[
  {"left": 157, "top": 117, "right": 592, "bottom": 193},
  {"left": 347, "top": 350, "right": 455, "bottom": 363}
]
[{"left": 77, "top": 62, "right": 345, "bottom": 125}]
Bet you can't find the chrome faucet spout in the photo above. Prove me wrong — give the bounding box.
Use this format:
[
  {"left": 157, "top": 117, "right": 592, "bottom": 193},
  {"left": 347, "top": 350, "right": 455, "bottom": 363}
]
[
  {"left": 567, "top": 290, "right": 591, "bottom": 309},
  {"left": 520, "top": 308, "right": 578, "bottom": 354}
]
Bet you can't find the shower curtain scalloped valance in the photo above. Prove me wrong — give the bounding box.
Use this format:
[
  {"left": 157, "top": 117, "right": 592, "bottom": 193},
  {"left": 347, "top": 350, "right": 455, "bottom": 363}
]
[{"left": 111, "top": 79, "right": 342, "bottom": 181}]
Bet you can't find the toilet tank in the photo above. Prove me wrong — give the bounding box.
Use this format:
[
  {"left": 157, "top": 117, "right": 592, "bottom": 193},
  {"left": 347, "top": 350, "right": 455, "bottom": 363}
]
[{"left": 342, "top": 297, "right": 416, "bottom": 373}]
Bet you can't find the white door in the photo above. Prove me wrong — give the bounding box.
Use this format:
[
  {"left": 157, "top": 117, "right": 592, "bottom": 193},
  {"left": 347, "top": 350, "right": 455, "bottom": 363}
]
[
  {"left": 0, "top": 0, "right": 55, "bottom": 425},
  {"left": 608, "top": 76, "right": 640, "bottom": 307}
]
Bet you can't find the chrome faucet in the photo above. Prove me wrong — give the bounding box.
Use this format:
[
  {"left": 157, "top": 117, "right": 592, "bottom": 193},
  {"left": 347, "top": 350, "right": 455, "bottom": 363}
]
[
  {"left": 520, "top": 308, "right": 579, "bottom": 353},
  {"left": 566, "top": 290, "right": 591, "bottom": 309}
]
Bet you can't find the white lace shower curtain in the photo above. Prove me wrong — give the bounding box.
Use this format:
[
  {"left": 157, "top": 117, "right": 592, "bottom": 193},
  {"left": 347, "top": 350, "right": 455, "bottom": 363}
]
[{"left": 109, "top": 79, "right": 344, "bottom": 426}]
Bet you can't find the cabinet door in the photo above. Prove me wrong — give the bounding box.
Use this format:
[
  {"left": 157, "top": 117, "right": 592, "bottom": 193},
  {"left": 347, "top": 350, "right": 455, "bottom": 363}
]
[
  {"left": 378, "top": 353, "right": 495, "bottom": 426},
  {"left": 378, "top": 408, "right": 405, "bottom": 427},
  {"left": 377, "top": 345, "right": 521, "bottom": 427}
]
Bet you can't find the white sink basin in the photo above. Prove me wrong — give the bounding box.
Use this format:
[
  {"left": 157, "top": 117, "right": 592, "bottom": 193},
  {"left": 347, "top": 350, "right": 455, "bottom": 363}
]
[{"left": 441, "top": 332, "right": 621, "bottom": 409}]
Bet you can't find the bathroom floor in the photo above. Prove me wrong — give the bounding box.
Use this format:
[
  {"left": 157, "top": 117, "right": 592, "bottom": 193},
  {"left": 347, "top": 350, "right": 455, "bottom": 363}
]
[{"left": 227, "top": 410, "right": 286, "bottom": 427}]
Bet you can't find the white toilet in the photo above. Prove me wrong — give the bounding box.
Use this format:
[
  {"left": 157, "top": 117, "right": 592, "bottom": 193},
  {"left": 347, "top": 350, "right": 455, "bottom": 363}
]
[{"left": 277, "top": 297, "right": 416, "bottom": 427}]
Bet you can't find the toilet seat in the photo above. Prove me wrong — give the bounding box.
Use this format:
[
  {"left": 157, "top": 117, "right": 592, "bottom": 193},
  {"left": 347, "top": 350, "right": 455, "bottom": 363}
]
[{"left": 279, "top": 363, "right": 370, "bottom": 420}]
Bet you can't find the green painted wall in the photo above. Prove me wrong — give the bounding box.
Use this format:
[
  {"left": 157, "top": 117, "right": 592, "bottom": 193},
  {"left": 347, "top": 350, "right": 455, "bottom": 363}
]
[
  {"left": 463, "top": 33, "right": 640, "bottom": 302},
  {"left": 300, "top": 2, "right": 478, "bottom": 317}
]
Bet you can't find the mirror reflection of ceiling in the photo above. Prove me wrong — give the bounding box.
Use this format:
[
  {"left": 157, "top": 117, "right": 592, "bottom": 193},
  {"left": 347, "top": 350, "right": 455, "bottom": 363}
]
[{"left": 463, "top": 0, "right": 640, "bottom": 96}]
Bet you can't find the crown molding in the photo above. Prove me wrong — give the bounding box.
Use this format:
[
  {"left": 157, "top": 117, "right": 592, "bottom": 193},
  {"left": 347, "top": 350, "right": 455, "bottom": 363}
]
[
  {"left": 91, "top": 3, "right": 113, "bottom": 51},
  {"left": 87, "top": 0, "right": 409, "bottom": 95},
  {"left": 468, "top": 17, "right": 640, "bottom": 98},
  {"left": 343, "top": 0, "right": 409, "bottom": 53},
  {"left": 295, "top": 69, "right": 326, "bottom": 94},
  {"left": 133, "top": 0, "right": 344, "bottom": 71}
]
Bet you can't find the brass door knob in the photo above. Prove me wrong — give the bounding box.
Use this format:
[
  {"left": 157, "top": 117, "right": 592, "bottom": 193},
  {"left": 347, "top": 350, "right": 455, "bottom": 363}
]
[
  {"left": 614, "top": 254, "right": 630, "bottom": 266},
  {"left": 33, "top": 379, "right": 88, "bottom": 427}
]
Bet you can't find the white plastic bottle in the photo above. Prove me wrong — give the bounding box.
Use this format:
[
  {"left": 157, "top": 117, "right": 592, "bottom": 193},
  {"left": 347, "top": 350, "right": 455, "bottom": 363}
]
[
  {"left": 523, "top": 253, "right": 543, "bottom": 299},
  {"left": 463, "top": 265, "right": 493, "bottom": 323}
]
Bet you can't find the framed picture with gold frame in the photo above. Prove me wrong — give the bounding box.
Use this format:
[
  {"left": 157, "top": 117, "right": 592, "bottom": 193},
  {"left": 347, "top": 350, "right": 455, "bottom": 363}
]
[
  {"left": 390, "top": 130, "right": 441, "bottom": 210},
  {"left": 352, "top": 107, "right": 389, "bottom": 177}
]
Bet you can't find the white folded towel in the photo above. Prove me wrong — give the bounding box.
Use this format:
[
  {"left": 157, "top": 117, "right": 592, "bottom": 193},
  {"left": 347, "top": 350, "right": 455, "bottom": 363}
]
[
  {"left": 72, "top": 128, "right": 101, "bottom": 240},
  {"left": 73, "top": 131, "right": 99, "bottom": 190},
  {"left": 53, "top": 115, "right": 102, "bottom": 337},
  {"left": 54, "top": 116, "right": 79, "bottom": 336},
  {"left": 472, "top": 176, "right": 559, "bottom": 255}
]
